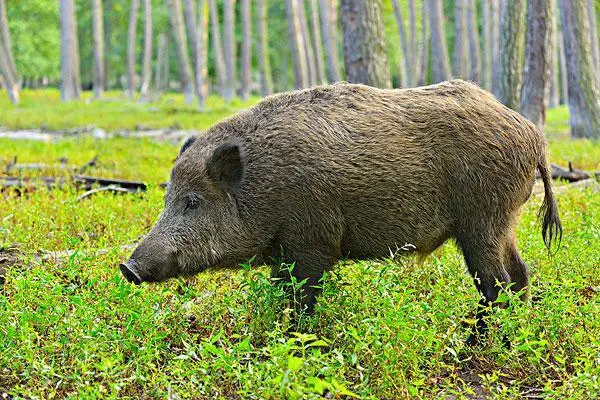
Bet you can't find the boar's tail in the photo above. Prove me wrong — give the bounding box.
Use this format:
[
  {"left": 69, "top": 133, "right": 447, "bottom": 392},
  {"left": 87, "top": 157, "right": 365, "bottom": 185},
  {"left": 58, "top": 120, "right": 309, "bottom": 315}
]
[{"left": 537, "top": 160, "right": 562, "bottom": 254}]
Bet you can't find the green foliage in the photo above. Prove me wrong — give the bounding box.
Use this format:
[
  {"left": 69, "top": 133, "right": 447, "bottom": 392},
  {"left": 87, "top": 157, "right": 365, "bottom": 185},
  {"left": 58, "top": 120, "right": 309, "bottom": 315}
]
[
  {"left": 0, "top": 108, "right": 599, "bottom": 398},
  {"left": 6, "top": 1, "right": 60, "bottom": 80}
]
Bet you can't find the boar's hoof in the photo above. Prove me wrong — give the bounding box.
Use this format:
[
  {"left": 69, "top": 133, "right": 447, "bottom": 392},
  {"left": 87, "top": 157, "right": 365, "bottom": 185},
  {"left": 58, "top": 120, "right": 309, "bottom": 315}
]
[{"left": 120, "top": 261, "right": 143, "bottom": 285}]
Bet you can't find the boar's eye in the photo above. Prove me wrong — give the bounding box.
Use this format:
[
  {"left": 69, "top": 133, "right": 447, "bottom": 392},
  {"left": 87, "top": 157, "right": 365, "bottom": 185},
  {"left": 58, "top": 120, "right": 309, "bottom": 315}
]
[{"left": 184, "top": 194, "right": 202, "bottom": 211}]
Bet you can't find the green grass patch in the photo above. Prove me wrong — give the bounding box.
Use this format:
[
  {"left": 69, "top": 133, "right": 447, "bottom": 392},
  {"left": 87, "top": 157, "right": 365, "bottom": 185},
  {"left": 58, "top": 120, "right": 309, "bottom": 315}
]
[
  {"left": 0, "top": 101, "right": 598, "bottom": 399},
  {"left": 0, "top": 89, "right": 259, "bottom": 132}
]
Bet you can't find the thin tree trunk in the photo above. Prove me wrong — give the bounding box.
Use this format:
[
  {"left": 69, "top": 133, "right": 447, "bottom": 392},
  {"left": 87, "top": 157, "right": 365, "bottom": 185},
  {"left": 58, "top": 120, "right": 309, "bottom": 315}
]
[
  {"left": 223, "top": 0, "right": 236, "bottom": 102},
  {"left": 466, "top": 0, "right": 481, "bottom": 84},
  {"left": 587, "top": 0, "right": 599, "bottom": 77},
  {"left": 481, "top": 0, "right": 492, "bottom": 90},
  {"left": 104, "top": 0, "right": 112, "bottom": 89},
  {"left": 256, "top": 0, "right": 273, "bottom": 95},
  {"left": 520, "top": 0, "right": 553, "bottom": 129},
  {"left": 91, "top": 0, "right": 105, "bottom": 98},
  {"left": 495, "top": 0, "right": 525, "bottom": 109},
  {"left": 319, "top": 0, "right": 341, "bottom": 82},
  {"left": 408, "top": 0, "right": 418, "bottom": 83},
  {"left": 127, "top": 0, "right": 140, "bottom": 99},
  {"left": 60, "top": 0, "right": 80, "bottom": 101},
  {"left": 286, "top": 0, "right": 309, "bottom": 88},
  {"left": 0, "top": 48, "right": 19, "bottom": 104},
  {"left": 155, "top": 33, "right": 168, "bottom": 92},
  {"left": 341, "top": 0, "right": 390, "bottom": 88},
  {"left": 428, "top": 0, "right": 451, "bottom": 83},
  {"left": 140, "top": 0, "right": 153, "bottom": 101},
  {"left": 197, "top": 0, "right": 208, "bottom": 105},
  {"left": 209, "top": 0, "right": 226, "bottom": 95},
  {"left": 418, "top": 0, "right": 429, "bottom": 86},
  {"left": 453, "top": 0, "right": 470, "bottom": 79},
  {"left": 548, "top": 0, "right": 560, "bottom": 108},
  {"left": 559, "top": 0, "right": 600, "bottom": 138},
  {"left": 183, "top": 0, "right": 198, "bottom": 67},
  {"left": 166, "top": 0, "right": 195, "bottom": 104},
  {"left": 490, "top": 0, "right": 501, "bottom": 96},
  {"left": 310, "top": 0, "right": 326, "bottom": 84},
  {"left": 0, "top": 0, "right": 18, "bottom": 104},
  {"left": 183, "top": 0, "right": 205, "bottom": 107},
  {"left": 241, "top": 0, "right": 251, "bottom": 99},
  {"left": 200, "top": 0, "right": 209, "bottom": 99},
  {"left": 391, "top": 0, "right": 412, "bottom": 87},
  {"left": 557, "top": 20, "right": 568, "bottom": 105},
  {"left": 0, "top": 0, "right": 17, "bottom": 85},
  {"left": 299, "top": 0, "right": 317, "bottom": 86}
]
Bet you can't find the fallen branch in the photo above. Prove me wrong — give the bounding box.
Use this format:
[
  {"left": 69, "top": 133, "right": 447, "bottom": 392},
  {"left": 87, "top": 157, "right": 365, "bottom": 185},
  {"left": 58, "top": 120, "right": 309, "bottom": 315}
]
[
  {"left": 535, "top": 162, "right": 597, "bottom": 183},
  {"left": 532, "top": 178, "right": 599, "bottom": 195},
  {"left": 75, "top": 185, "right": 132, "bottom": 201},
  {"left": 0, "top": 175, "right": 149, "bottom": 193}
]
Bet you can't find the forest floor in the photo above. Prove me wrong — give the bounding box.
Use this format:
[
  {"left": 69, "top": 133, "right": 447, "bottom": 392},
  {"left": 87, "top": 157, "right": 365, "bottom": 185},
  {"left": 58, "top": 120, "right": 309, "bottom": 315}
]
[{"left": 0, "top": 92, "right": 599, "bottom": 399}]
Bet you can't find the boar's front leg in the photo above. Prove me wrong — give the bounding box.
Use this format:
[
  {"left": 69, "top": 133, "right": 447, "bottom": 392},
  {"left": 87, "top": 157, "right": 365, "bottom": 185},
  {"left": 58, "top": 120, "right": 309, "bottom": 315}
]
[{"left": 271, "top": 244, "right": 339, "bottom": 317}]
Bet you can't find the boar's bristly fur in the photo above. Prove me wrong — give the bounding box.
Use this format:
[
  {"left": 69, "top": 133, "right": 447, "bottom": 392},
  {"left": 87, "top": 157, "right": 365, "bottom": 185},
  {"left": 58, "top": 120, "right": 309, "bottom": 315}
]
[{"left": 122, "top": 80, "right": 561, "bottom": 341}]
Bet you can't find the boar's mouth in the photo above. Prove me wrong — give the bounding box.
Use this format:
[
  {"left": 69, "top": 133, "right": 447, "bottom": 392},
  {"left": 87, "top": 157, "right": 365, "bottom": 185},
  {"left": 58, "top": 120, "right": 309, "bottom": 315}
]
[{"left": 120, "top": 260, "right": 143, "bottom": 285}]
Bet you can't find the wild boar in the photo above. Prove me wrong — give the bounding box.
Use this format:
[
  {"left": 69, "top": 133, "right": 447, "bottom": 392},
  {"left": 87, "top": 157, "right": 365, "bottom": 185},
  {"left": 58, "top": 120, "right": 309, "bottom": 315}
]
[{"left": 120, "top": 80, "right": 561, "bottom": 340}]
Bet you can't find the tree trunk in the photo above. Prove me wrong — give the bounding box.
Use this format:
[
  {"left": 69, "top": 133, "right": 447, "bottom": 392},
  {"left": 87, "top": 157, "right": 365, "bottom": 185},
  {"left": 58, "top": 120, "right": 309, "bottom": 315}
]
[
  {"left": 127, "top": 0, "right": 139, "bottom": 99},
  {"left": 587, "top": 0, "right": 599, "bottom": 78},
  {"left": 495, "top": 0, "right": 525, "bottom": 109},
  {"left": 453, "top": 0, "right": 470, "bottom": 79},
  {"left": 0, "top": 0, "right": 17, "bottom": 85},
  {"left": 299, "top": 0, "right": 317, "bottom": 86},
  {"left": 481, "top": 0, "right": 492, "bottom": 90},
  {"left": 310, "top": 0, "right": 326, "bottom": 84},
  {"left": 490, "top": 0, "right": 501, "bottom": 96},
  {"left": 241, "top": 0, "right": 251, "bottom": 99},
  {"left": 408, "top": 0, "right": 418, "bottom": 83},
  {"left": 557, "top": 20, "right": 568, "bottom": 105},
  {"left": 286, "top": 0, "right": 309, "bottom": 88},
  {"left": 183, "top": 0, "right": 205, "bottom": 107},
  {"left": 548, "top": 0, "right": 560, "bottom": 108},
  {"left": 200, "top": 0, "right": 209, "bottom": 99},
  {"left": 140, "top": 0, "right": 153, "bottom": 101},
  {"left": 166, "top": 0, "right": 195, "bottom": 104},
  {"left": 341, "top": 0, "right": 390, "bottom": 88},
  {"left": 466, "top": 0, "right": 481, "bottom": 84},
  {"left": 391, "top": 0, "right": 412, "bottom": 86},
  {"left": 155, "top": 33, "right": 168, "bottom": 92},
  {"left": 319, "top": 0, "right": 341, "bottom": 82},
  {"left": 223, "top": 0, "right": 236, "bottom": 102},
  {"left": 91, "top": 0, "right": 105, "bottom": 98},
  {"left": 60, "top": 0, "right": 81, "bottom": 101},
  {"left": 520, "top": 0, "right": 553, "bottom": 129},
  {"left": 559, "top": 0, "right": 600, "bottom": 138},
  {"left": 256, "top": 0, "right": 273, "bottom": 95},
  {"left": 196, "top": 0, "right": 208, "bottom": 107},
  {"left": 418, "top": 0, "right": 429, "bottom": 86},
  {"left": 209, "top": 0, "right": 226, "bottom": 95},
  {"left": 428, "top": 0, "right": 451, "bottom": 83},
  {"left": 0, "top": 0, "right": 18, "bottom": 104},
  {"left": 104, "top": 0, "right": 112, "bottom": 89}
]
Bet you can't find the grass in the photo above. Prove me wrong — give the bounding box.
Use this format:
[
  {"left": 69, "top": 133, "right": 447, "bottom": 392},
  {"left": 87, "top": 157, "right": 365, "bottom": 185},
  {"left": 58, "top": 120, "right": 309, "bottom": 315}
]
[
  {"left": 0, "top": 94, "right": 599, "bottom": 399},
  {"left": 0, "top": 89, "right": 260, "bottom": 132}
]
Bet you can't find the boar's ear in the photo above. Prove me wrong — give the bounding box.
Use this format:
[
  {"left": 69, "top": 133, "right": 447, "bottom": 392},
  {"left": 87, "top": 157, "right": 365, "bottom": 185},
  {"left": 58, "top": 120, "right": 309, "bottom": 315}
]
[
  {"left": 179, "top": 136, "right": 197, "bottom": 156},
  {"left": 206, "top": 143, "right": 244, "bottom": 193}
]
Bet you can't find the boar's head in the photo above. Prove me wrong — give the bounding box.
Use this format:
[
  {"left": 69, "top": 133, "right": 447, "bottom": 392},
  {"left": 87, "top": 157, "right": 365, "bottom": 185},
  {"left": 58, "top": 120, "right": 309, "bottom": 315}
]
[{"left": 120, "top": 136, "right": 249, "bottom": 284}]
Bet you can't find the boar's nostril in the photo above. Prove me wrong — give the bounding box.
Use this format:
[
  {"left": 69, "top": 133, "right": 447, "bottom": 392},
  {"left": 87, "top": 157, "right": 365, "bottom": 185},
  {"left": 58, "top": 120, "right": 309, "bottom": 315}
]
[{"left": 120, "top": 261, "right": 143, "bottom": 285}]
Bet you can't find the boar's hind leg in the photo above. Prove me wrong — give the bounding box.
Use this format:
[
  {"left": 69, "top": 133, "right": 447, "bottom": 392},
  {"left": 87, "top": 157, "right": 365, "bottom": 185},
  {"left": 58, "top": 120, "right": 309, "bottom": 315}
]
[
  {"left": 458, "top": 229, "right": 512, "bottom": 344},
  {"left": 503, "top": 236, "right": 530, "bottom": 300}
]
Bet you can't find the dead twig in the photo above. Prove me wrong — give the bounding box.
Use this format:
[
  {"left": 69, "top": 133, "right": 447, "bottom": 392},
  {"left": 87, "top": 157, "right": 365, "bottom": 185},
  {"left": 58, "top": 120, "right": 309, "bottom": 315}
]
[{"left": 75, "top": 185, "right": 132, "bottom": 202}]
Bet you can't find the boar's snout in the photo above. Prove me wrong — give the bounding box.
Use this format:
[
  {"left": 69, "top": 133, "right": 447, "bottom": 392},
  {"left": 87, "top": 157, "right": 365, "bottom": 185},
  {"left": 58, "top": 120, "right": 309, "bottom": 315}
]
[{"left": 120, "top": 259, "right": 143, "bottom": 285}]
